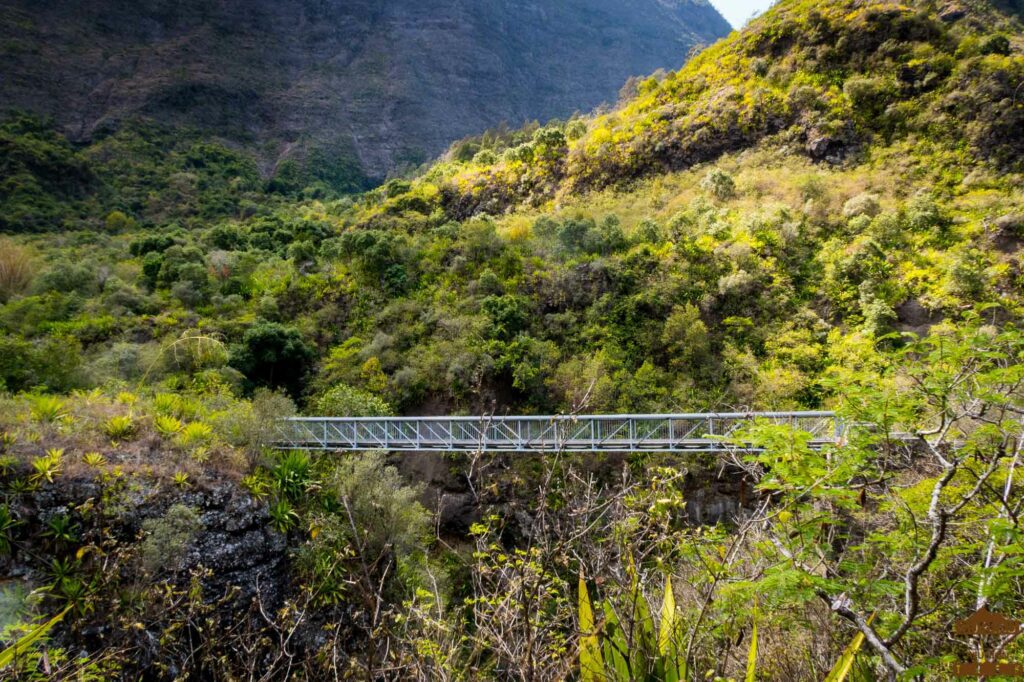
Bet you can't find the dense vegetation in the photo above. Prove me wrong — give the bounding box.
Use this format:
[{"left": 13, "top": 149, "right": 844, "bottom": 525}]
[{"left": 0, "top": 0, "right": 1023, "bottom": 678}]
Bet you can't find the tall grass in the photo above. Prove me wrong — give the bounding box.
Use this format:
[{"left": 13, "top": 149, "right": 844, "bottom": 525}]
[{"left": 0, "top": 239, "right": 34, "bottom": 303}]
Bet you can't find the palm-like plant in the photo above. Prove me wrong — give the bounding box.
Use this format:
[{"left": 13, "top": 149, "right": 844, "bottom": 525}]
[
  {"left": 31, "top": 449, "right": 63, "bottom": 485},
  {"left": 29, "top": 396, "right": 67, "bottom": 424},
  {"left": 103, "top": 415, "right": 136, "bottom": 442},
  {"left": 153, "top": 414, "right": 183, "bottom": 438}
]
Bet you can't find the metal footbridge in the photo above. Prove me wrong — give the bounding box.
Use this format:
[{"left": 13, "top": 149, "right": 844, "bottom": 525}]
[{"left": 275, "top": 411, "right": 844, "bottom": 453}]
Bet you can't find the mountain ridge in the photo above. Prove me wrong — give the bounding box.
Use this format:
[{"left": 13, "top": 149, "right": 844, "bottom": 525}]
[{"left": 0, "top": 0, "right": 731, "bottom": 184}]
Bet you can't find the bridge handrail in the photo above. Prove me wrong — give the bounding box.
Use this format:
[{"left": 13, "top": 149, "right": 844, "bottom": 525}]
[{"left": 283, "top": 410, "right": 837, "bottom": 423}]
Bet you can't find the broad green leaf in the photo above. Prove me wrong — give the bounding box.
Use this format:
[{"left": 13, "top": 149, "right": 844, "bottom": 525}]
[
  {"left": 0, "top": 605, "right": 71, "bottom": 668},
  {"left": 658, "top": 574, "right": 676, "bottom": 656},
  {"left": 602, "top": 603, "right": 631, "bottom": 682},
  {"left": 746, "top": 622, "right": 758, "bottom": 682},
  {"left": 578, "top": 576, "right": 604, "bottom": 682},
  {"left": 824, "top": 613, "right": 875, "bottom": 682},
  {"left": 628, "top": 555, "right": 657, "bottom": 674}
]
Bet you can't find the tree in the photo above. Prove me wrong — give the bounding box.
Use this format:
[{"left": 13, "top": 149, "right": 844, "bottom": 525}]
[
  {"left": 229, "top": 321, "right": 314, "bottom": 399},
  {"left": 661, "top": 303, "right": 711, "bottom": 372},
  {"left": 730, "top": 321, "right": 1024, "bottom": 679}
]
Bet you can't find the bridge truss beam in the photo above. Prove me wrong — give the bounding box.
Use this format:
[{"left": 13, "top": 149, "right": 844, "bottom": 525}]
[{"left": 275, "top": 412, "right": 843, "bottom": 453}]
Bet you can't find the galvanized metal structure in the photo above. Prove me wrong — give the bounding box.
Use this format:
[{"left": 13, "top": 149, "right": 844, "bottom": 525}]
[{"left": 275, "top": 411, "right": 843, "bottom": 453}]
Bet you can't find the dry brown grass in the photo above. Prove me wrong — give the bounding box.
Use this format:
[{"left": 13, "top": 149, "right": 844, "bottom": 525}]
[
  {"left": 0, "top": 238, "right": 35, "bottom": 303},
  {"left": 0, "top": 392, "right": 248, "bottom": 485}
]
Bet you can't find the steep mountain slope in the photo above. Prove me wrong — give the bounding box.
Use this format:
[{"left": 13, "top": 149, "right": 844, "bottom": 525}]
[
  {"left": 0, "top": 0, "right": 730, "bottom": 183},
  {"left": 433, "top": 0, "right": 1024, "bottom": 216}
]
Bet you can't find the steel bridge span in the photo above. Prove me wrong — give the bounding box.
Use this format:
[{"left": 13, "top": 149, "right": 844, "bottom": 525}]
[{"left": 275, "top": 411, "right": 844, "bottom": 453}]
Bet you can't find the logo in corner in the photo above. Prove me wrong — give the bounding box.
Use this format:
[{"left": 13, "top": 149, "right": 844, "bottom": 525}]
[{"left": 952, "top": 607, "right": 1024, "bottom": 678}]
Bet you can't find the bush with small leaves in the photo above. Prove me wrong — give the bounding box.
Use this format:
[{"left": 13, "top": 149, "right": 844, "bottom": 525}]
[
  {"left": 980, "top": 34, "right": 1011, "bottom": 55},
  {"left": 139, "top": 504, "right": 201, "bottom": 574},
  {"left": 700, "top": 168, "right": 736, "bottom": 201},
  {"left": 472, "top": 149, "right": 498, "bottom": 165},
  {"left": 842, "top": 192, "right": 881, "bottom": 219}
]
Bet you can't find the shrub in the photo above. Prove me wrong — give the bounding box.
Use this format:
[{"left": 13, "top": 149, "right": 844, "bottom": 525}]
[
  {"left": 0, "top": 239, "right": 34, "bottom": 303},
  {"left": 210, "top": 388, "right": 295, "bottom": 459},
  {"left": 472, "top": 149, "right": 498, "bottom": 165},
  {"left": 842, "top": 193, "right": 881, "bottom": 219},
  {"left": 565, "top": 120, "right": 587, "bottom": 141},
  {"left": 32, "top": 258, "right": 98, "bottom": 296},
  {"left": 302, "top": 453, "right": 429, "bottom": 603},
  {"left": 104, "top": 210, "right": 136, "bottom": 232},
  {"left": 662, "top": 303, "right": 711, "bottom": 371},
  {"left": 843, "top": 76, "right": 894, "bottom": 116},
  {"left": 503, "top": 144, "right": 535, "bottom": 164},
  {"left": 229, "top": 321, "right": 314, "bottom": 399},
  {"left": 0, "top": 336, "right": 83, "bottom": 393},
  {"left": 700, "top": 169, "right": 736, "bottom": 201},
  {"left": 312, "top": 383, "right": 392, "bottom": 417},
  {"left": 139, "top": 504, "right": 201, "bottom": 574},
  {"left": 165, "top": 330, "right": 228, "bottom": 374},
  {"left": 948, "top": 248, "right": 989, "bottom": 299},
  {"left": 980, "top": 34, "right": 1011, "bottom": 56}
]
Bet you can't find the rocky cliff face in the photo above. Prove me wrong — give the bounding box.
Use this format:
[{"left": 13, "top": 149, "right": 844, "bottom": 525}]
[{"left": 0, "top": 0, "right": 730, "bottom": 181}]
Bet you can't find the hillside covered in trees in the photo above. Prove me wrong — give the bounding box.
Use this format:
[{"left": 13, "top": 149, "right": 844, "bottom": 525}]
[{"left": 0, "top": 0, "right": 1023, "bottom": 678}]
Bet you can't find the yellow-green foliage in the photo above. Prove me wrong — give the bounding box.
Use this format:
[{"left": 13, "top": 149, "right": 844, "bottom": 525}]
[
  {"left": 31, "top": 448, "right": 63, "bottom": 484},
  {"left": 29, "top": 395, "right": 67, "bottom": 424},
  {"left": 103, "top": 415, "right": 136, "bottom": 442},
  {"left": 176, "top": 422, "right": 213, "bottom": 449},
  {"left": 153, "top": 414, "right": 183, "bottom": 438},
  {"left": 81, "top": 452, "right": 106, "bottom": 467}
]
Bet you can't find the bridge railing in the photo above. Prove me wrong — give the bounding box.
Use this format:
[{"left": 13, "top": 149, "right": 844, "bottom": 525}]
[{"left": 274, "top": 411, "right": 843, "bottom": 453}]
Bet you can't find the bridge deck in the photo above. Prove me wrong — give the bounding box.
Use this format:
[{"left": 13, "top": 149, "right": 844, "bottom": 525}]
[{"left": 275, "top": 412, "right": 843, "bottom": 453}]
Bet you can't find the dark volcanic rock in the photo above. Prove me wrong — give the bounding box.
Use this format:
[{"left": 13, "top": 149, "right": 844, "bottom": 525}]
[
  {"left": 0, "top": 0, "right": 731, "bottom": 180},
  {"left": 6, "top": 475, "right": 289, "bottom": 614},
  {"left": 992, "top": 214, "right": 1024, "bottom": 253},
  {"left": 896, "top": 298, "right": 944, "bottom": 334}
]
